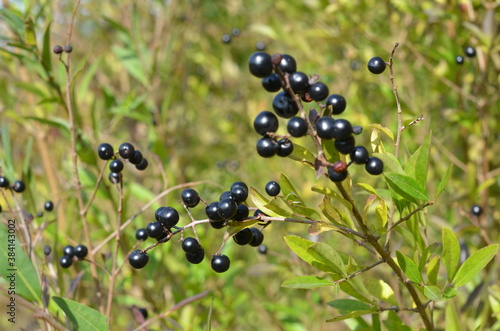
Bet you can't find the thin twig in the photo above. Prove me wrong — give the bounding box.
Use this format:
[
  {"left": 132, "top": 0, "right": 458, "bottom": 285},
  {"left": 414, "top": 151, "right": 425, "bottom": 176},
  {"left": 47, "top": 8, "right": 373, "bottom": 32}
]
[
  {"left": 386, "top": 202, "right": 434, "bottom": 233},
  {"left": 333, "top": 259, "right": 385, "bottom": 285}
]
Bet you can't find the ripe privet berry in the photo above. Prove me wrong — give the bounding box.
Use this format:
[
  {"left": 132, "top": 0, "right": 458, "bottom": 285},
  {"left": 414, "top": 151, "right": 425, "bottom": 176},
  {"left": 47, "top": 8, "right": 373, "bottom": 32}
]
[
  {"left": 37, "top": 212, "right": 44, "bottom": 218},
  {"left": 350, "top": 146, "right": 369, "bottom": 164},
  {"left": 62, "top": 245, "right": 75, "bottom": 258},
  {"left": 109, "top": 172, "right": 122, "bottom": 184},
  {"left": 222, "top": 34, "right": 231, "bottom": 43},
  {"left": 456, "top": 56, "right": 464, "bottom": 65},
  {"left": 315, "top": 116, "right": 336, "bottom": 139},
  {"left": 138, "top": 308, "right": 149, "bottom": 319},
  {"left": 98, "top": 143, "right": 114, "bottom": 160},
  {"left": 206, "top": 202, "right": 223, "bottom": 221},
  {"left": 181, "top": 188, "right": 200, "bottom": 208},
  {"left": 232, "top": 28, "right": 240, "bottom": 36},
  {"left": 59, "top": 256, "right": 73, "bottom": 268},
  {"left": 256, "top": 137, "right": 278, "bottom": 158},
  {"left": 265, "top": 181, "right": 280, "bottom": 196},
  {"left": 156, "top": 230, "right": 169, "bottom": 242},
  {"left": 44, "top": 201, "right": 54, "bottom": 212},
  {"left": 186, "top": 247, "right": 205, "bottom": 264},
  {"left": 146, "top": 221, "right": 164, "bottom": 238},
  {"left": 0, "top": 176, "right": 10, "bottom": 188},
  {"left": 249, "top": 228, "right": 264, "bottom": 247},
  {"left": 231, "top": 186, "right": 248, "bottom": 203},
  {"left": 233, "top": 204, "right": 250, "bottom": 221},
  {"left": 64, "top": 45, "right": 73, "bottom": 53},
  {"left": 471, "top": 205, "right": 482, "bottom": 216},
  {"left": 308, "top": 82, "right": 329, "bottom": 101},
  {"left": 258, "top": 245, "right": 267, "bottom": 254},
  {"left": 135, "top": 228, "right": 148, "bottom": 241},
  {"left": 129, "top": 249, "right": 149, "bottom": 269},
  {"left": 12, "top": 180, "right": 26, "bottom": 193},
  {"left": 262, "top": 73, "right": 282, "bottom": 92},
  {"left": 155, "top": 207, "right": 180, "bottom": 228},
  {"left": 211, "top": 254, "right": 231, "bottom": 273},
  {"left": 352, "top": 125, "right": 363, "bottom": 135},
  {"left": 231, "top": 181, "right": 248, "bottom": 192},
  {"left": 53, "top": 45, "right": 63, "bottom": 54},
  {"left": 325, "top": 94, "right": 347, "bottom": 115},
  {"left": 109, "top": 159, "right": 124, "bottom": 173},
  {"left": 464, "top": 46, "right": 476, "bottom": 58},
  {"left": 289, "top": 71, "right": 309, "bottom": 93},
  {"left": 135, "top": 158, "right": 148, "bottom": 171},
  {"left": 254, "top": 111, "right": 279, "bottom": 136},
  {"left": 233, "top": 228, "right": 254, "bottom": 245},
  {"left": 218, "top": 198, "right": 238, "bottom": 219},
  {"left": 219, "top": 191, "right": 234, "bottom": 201},
  {"left": 248, "top": 52, "right": 273, "bottom": 78},
  {"left": 367, "top": 56, "right": 386, "bottom": 74},
  {"left": 129, "top": 150, "right": 143, "bottom": 165},
  {"left": 328, "top": 166, "right": 348, "bottom": 182},
  {"left": 182, "top": 237, "right": 201, "bottom": 254},
  {"left": 365, "top": 157, "right": 384, "bottom": 175},
  {"left": 332, "top": 119, "right": 353, "bottom": 140},
  {"left": 119, "top": 142, "right": 135, "bottom": 159},
  {"left": 256, "top": 41, "right": 266, "bottom": 51},
  {"left": 44, "top": 245, "right": 51, "bottom": 256},
  {"left": 277, "top": 138, "right": 294, "bottom": 157},
  {"left": 210, "top": 220, "right": 226, "bottom": 229},
  {"left": 74, "top": 245, "right": 88, "bottom": 259},
  {"left": 279, "top": 54, "right": 297, "bottom": 74},
  {"left": 287, "top": 117, "right": 308, "bottom": 137},
  {"left": 273, "top": 92, "right": 299, "bottom": 118},
  {"left": 334, "top": 136, "right": 356, "bottom": 155}
]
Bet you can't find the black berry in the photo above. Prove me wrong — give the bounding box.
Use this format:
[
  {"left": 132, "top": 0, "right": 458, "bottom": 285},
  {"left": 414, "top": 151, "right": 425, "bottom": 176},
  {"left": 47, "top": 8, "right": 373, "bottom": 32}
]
[
  {"left": 471, "top": 205, "right": 482, "bottom": 216},
  {"left": 12, "top": 180, "right": 25, "bottom": 193},
  {"left": 218, "top": 198, "right": 238, "bottom": 219},
  {"left": 325, "top": 94, "right": 347, "bottom": 115},
  {"left": 181, "top": 188, "right": 200, "bottom": 207},
  {"left": 59, "top": 256, "right": 73, "bottom": 268},
  {"left": 308, "top": 82, "right": 329, "bottom": 101},
  {"left": 211, "top": 254, "right": 231, "bottom": 273},
  {"left": 279, "top": 54, "right": 297, "bottom": 74},
  {"left": 0, "top": 176, "right": 9, "bottom": 188},
  {"left": 37, "top": 212, "right": 43, "bottom": 218},
  {"left": 277, "top": 138, "right": 294, "bottom": 157},
  {"left": 64, "top": 45, "right": 73, "bottom": 53},
  {"left": 233, "top": 228, "right": 254, "bottom": 245},
  {"left": 331, "top": 119, "right": 353, "bottom": 140},
  {"left": 135, "top": 158, "right": 148, "bottom": 171},
  {"left": 74, "top": 244, "right": 88, "bottom": 259},
  {"left": 186, "top": 247, "right": 205, "bottom": 264},
  {"left": 249, "top": 228, "right": 264, "bottom": 247},
  {"left": 258, "top": 245, "right": 267, "bottom": 254},
  {"left": 248, "top": 52, "right": 273, "bottom": 78},
  {"left": 464, "top": 46, "right": 476, "bottom": 58},
  {"left": 219, "top": 190, "right": 234, "bottom": 201},
  {"left": 289, "top": 71, "right": 309, "bottom": 93},
  {"left": 273, "top": 92, "right": 299, "bottom": 118},
  {"left": 456, "top": 56, "right": 464, "bottom": 65},
  {"left": 129, "top": 250, "right": 149, "bottom": 269},
  {"left": 62, "top": 245, "right": 75, "bottom": 258},
  {"left": 328, "top": 166, "right": 348, "bottom": 182},
  {"left": 232, "top": 204, "right": 249, "bottom": 221},
  {"left": 367, "top": 57, "right": 386, "bottom": 74},
  {"left": 256, "top": 41, "right": 266, "bottom": 51},
  {"left": 135, "top": 228, "right": 148, "bottom": 241},
  {"left": 119, "top": 142, "right": 135, "bottom": 159},
  {"left": 231, "top": 28, "right": 240, "bottom": 36},
  {"left": 350, "top": 146, "right": 369, "bottom": 164},
  {"left": 109, "top": 159, "right": 124, "bottom": 173},
  {"left": 109, "top": 172, "right": 122, "bottom": 184},
  {"left": 254, "top": 111, "right": 279, "bottom": 136},
  {"left": 206, "top": 202, "right": 224, "bottom": 221},
  {"left": 231, "top": 185, "right": 248, "bottom": 203},
  {"left": 334, "top": 136, "right": 356, "bottom": 155},
  {"left": 53, "top": 45, "right": 63, "bottom": 54},
  {"left": 44, "top": 201, "right": 54, "bottom": 212},
  {"left": 98, "top": 143, "right": 114, "bottom": 160},
  {"left": 265, "top": 181, "right": 280, "bottom": 196},
  {"left": 182, "top": 237, "right": 201, "bottom": 254},
  {"left": 129, "top": 150, "right": 143, "bottom": 165},
  {"left": 287, "top": 117, "right": 308, "bottom": 137},
  {"left": 146, "top": 221, "right": 164, "bottom": 238},
  {"left": 365, "top": 157, "right": 384, "bottom": 175},
  {"left": 262, "top": 73, "right": 282, "bottom": 92},
  {"left": 315, "top": 116, "right": 336, "bottom": 139},
  {"left": 221, "top": 34, "right": 231, "bottom": 43},
  {"left": 256, "top": 137, "right": 278, "bottom": 158},
  {"left": 210, "top": 220, "right": 226, "bottom": 229},
  {"left": 44, "top": 246, "right": 51, "bottom": 256},
  {"left": 155, "top": 207, "right": 179, "bottom": 228}
]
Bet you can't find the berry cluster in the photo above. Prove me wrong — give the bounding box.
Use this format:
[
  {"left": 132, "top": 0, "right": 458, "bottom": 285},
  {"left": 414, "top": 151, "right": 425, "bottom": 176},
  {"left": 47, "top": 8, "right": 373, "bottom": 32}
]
[
  {"left": 248, "top": 52, "right": 384, "bottom": 182},
  {"left": 456, "top": 46, "right": 476, "bottom": 64},
  {"left": 36, "top": 201, "right": 55, "bottom": 218},
  {"left": 0, "top": 176, "right": 26, "bottom": 193},
  {"left": 221, "top": 28, "right": 241, "bottom": 44},
  {"left": 53, "top": 44, "right": 73, "bottom": 54},
  {"left": 58, "top": 244, "right": 88, "bottom": 268},
  {"left": 130, "top": 182, "right": 266, "bottom": 273},
  {"left": 97, "top": 142, "right": 148, "bottom": 183}
]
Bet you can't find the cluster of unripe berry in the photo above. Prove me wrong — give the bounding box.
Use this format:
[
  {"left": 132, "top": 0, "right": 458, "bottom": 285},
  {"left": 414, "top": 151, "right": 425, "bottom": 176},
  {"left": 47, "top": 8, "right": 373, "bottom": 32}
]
[
  {"left": 0, "top": 176, "right": 26, "bottom": 193},
  {"left": 97, "top": 142, "right": 148, "bottom": 183},
  {"left": 248, "top": 52, "right": 384, "bottom": 182},
  {"left": 53, "top": 244, "right": 88, "bottom": 268},
  {"left": 455, "top": 46, "right": 476, "bottom": 64},
  {"left": 129, "top": 181, "right": 266, "bottom": 273}
]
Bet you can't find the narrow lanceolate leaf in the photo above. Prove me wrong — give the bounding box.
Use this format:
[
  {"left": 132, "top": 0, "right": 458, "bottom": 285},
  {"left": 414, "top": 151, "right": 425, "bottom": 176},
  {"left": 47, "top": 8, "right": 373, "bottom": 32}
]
[
  {"left": 326, "top": 310, "right": 376, "bottom": 322},
  {"left": 435, "top": 164, "right": 453, "bottom": 201},
  {"left": 423, "top": 285, "right": 442, "bottom": 301},
  {"left": 308, "top": 242, "right": 347, "bottom": 277},
  {"left": 283, "top": 236, "right": 315, "bottom": 265},
  {"left": 368, "top": 123, "right": 395, "bottom": 141},
  {"left": 53, "top": 297, "right": 108, "bottom": 331},
  {"left": 364, "top": 279, "right": 398, "bottom": 306},
  {"left": 452, "top": 244, "right": 498, "bottom": 287},
  {"left": 427, "top": 256, "right": 440, "bottom": 285},
  {"left": 41, "top": 22, "right": 52, "bottom": 73},
  {"left": 281, "top": 276, "right": 333, "bottom": 289},
  {"left": 445, "top": 301, "right": 461, "bottom": 331},
  {"left": 327, "top": 299, "right": 372, "bottom": 312},
  {"left": 404, "top": 131, "right": 431, "bottom": 189},
  {"left": 356, "top": 183, "right": 382, "bottom": 199},
  {"left": 396, "top": 251, "right": 423, "bottom": 284},
  {"left": 288, "top": 143, "right": 315, "bottom": 168},
  {"left": 249, "top": 187, "right": 291, "bottom": 218},
  {"left": 384, "top": 173, "right": 428, "bottom": 203},
  {"left": 442, "top": 228, "right": 460, "bottom": 281},
  {"left": 376, "top": 200, "right": 388, "bottom": 228},
  {"left": 0, "top": 224, "right": 41, "bottom": 303},
  {"left": 279, "top": 173, "right": 304, "bottom": 205}
]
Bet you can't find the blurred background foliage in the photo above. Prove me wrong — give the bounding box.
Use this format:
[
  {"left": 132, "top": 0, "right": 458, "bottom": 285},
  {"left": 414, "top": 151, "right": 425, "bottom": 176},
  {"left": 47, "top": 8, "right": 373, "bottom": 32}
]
[{"left": 0, "top": 0, "right": 499, "bottom": 330}]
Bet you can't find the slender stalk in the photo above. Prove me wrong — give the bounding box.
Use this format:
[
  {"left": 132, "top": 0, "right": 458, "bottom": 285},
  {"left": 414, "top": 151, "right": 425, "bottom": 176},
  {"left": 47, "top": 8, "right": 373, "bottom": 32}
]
[{"left": 333, "top": 259, "right": 385, "bottom": 285}]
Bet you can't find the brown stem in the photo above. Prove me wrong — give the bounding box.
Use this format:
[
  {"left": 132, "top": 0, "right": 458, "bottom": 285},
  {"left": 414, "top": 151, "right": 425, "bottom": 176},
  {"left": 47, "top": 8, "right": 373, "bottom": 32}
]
[{"left": 333, "top": 259, "right": 385, "bottom": 285}]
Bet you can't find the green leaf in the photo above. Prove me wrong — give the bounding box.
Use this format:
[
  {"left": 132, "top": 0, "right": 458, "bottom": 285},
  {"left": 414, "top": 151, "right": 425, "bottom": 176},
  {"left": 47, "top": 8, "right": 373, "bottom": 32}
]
[
  {"left": 435, "top": 164, "right": 453, "bottom": 201},
  {"left": 418, "top": 243, "right": 439, "bottom": 272},
  {"left": 372, "top": 152, "right": 405, "bottom": 174},
  {"left": 281, "top": 276, "right": 333, "bottom": 289},
  {"left": 249, "top": 187, "right": 289, "bottom": 218},
  {"left": 442, "top": 228, "right": 460, "bottom": 281},
  {"left": 423, "top": 285, "right": 442, "bottom": 301},
  {"left": 368, "top": 123, "right": 395, "bottom": 141},
  {"left": 376, "top": 200, "right": 388, "bottom": 228},
  {"left": 283, "top": 236, "right": 315, "bottom": 265},
  {"left": 0, "top": 9, "right": 25, "bottom": 38},
  {"left": 307, "top": 221, "right": 337, "bottom": 235},
  {"left": 445, "top": 301, "right": 461, "bottom": 331},
  {"left": 279, "top": 173, "right": 304, "bottom": 205},
  {"left": 41, "top": 22, "right": 52, "bottom": 74},
  {"left": 288, "top": 143, "right": 315, "bottom": 168},
  {"left": 443, "top": 286, "right": 458, "bottom": 300},
  {"left": 308, "top": 242, "right": 347, "bottom": 277},
  {"left": 452, "top": 244, "right": 498, "bottom": 287},
  {"left": 364, "top": 279, "right": 397, "bottom": 306},
  {"left": 327, "top": 299, "right": 372, "bottom": 312},
  {"left": 427, "top": 256, "right": 440, "bottom": 285},
  {"left": 111, "top": 45, "right": 147, "bottom": 85},
  {"left": 53, "top": 296, "right": 109, "bottom": 331},
  {"left": 356, "top": 182, "right": 382, "bottom": 199},
  {"left": 404, "top": 132, "right": 431, "bottom": 189},
  {"left": 384, "top": 173, "right": 428, "bottom": 203},
  {"left": 24, "top": 17, "right": 37, "bottom": 47},
  {"left": 396, "top": 251, "right": 423, "bottom": 284},
  {"left": 326, "top": 310, "right": 376, "bottom": 322},
  {"left": 0, "top": 223, "right": 41, "bottom": 303}
]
